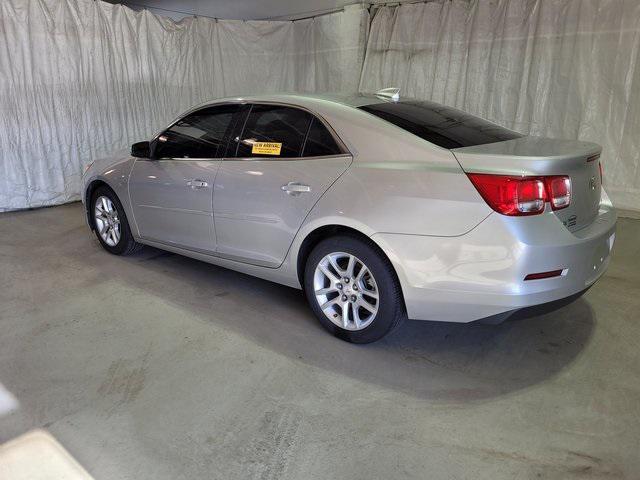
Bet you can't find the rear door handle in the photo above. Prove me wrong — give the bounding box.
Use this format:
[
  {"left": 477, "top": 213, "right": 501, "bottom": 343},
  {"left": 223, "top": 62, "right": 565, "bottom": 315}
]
[
  {"left": 186, "top": 179, "right": 208, "bottom": 189},
  {"left": 281, "top": 182, "right": 311, "bottom": 196}
]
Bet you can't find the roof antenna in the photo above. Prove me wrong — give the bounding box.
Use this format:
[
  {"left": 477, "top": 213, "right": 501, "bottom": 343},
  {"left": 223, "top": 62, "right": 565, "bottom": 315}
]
[{"left": 375, "top": 87, "right": 400, "bottom": 101}]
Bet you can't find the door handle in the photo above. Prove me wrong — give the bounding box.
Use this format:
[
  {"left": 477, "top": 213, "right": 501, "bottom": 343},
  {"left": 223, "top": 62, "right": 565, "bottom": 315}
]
[
  {"left": 186, "top": 179, "right": 208, "bottom": 189},
  {"left": 281, "top": 182, "right": 311, "bottom": 196}
]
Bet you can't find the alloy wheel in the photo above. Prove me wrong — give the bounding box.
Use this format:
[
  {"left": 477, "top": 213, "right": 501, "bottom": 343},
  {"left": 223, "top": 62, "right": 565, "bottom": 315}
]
[
  {"left": 313, "top": 252, "right": 379, "bottom": 331},
  {"left": 94, "top": 195, "right": 121, "bottom": 247}
]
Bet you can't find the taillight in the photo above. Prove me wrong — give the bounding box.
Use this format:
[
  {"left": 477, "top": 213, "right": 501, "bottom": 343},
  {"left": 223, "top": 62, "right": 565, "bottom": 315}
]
[
  {"left": 467, "top": 173, "right": 571, "bottom": 216},
  {"left": 467, "top": 174, "right": 545, "bottom": 216},
  {"left": 546, "top": 176, "right": 571, "bottom": 210},
  {"left": 588, "top": 153, "right": 603, "bottom": 186},
  {"left": 599, "top": 161, "right": 603, "bottom": 185}
]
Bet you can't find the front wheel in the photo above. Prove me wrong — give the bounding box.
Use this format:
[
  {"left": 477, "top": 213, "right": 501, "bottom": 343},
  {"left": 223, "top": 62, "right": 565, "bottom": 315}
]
[
  {"left": 304, "top": 235, "right": 406, "bottom": 343},
  {"left": 91, "top": 186, "right": 142, "bottom": 255}
]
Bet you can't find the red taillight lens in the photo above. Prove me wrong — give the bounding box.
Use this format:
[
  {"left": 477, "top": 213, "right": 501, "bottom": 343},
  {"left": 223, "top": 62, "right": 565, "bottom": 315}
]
[
  {"left": 467, "top": 173, "right": 571, "bottom": 216},
  {"left": 599, "top": 161, "right": 603, "bottom": 185},
  {"left": 467, "top": 174, "right": 545, "bottom": 216},
  {"left": 588, "top": 153, "right": 603, "bottom": 186},
  {"left": 547, "top": 175, "right": 571, "bottom": 210}
]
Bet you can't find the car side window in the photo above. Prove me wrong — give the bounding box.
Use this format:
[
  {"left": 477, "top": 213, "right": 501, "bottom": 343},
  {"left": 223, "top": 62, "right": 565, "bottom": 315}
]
[
  {"left": 302, "top": 117, "right": 343, "bottom": 157},
  {"left": 154, "top": 104, "right": 240, "bottom": 159},
  {"left": 234, "top": 105, "right": 312, "bottom": 159}
]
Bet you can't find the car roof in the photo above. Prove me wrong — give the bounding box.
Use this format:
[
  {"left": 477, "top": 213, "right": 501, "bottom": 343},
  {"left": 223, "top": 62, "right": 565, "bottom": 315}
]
[{"left": 200, "top": 92, "right": 390, "bottom": 110}]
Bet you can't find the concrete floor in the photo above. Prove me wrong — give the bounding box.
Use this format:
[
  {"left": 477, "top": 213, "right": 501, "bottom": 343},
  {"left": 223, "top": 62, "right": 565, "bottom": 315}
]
[{"left": 0, "top": 202, "right": 639, "bottom": 479}]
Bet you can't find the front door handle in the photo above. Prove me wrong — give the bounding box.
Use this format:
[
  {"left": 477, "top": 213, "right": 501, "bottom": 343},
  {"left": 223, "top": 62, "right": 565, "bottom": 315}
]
[
  {"left": 281, "top": 182, "right": 311, "bottom": 196},
  {"left": 186, "top": 179, "right": 208, "bottom": 189}
]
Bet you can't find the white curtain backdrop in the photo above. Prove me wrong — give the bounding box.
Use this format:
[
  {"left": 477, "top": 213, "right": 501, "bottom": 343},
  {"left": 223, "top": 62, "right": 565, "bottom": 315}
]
[
  {"left": 359, "top": 0, "right": 640, "bottom": 212},
  {"left": 3, "top": 0, "right": 640, "bottom": 212},
  {"left": 0, "top": 0, "right": 368, "bottom": 211}
]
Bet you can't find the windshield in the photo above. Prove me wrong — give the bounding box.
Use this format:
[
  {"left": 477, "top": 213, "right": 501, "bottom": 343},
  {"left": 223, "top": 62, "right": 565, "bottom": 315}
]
[{"left": 359, "top": 100, "right": 522, "bottom": 149}]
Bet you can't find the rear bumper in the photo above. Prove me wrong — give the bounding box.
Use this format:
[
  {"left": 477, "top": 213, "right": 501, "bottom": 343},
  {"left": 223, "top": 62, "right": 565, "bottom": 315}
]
[
  {"left": 475, "top": 287, "right": 591, "bottom": 325},
  {"left": 372, "top": 196, "right": 616, "bottom": 323}
]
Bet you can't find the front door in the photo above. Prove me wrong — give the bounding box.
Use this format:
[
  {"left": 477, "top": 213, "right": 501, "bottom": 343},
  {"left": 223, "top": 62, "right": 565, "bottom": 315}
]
[
  {"left": 213, "top": 104, "right": 352, "bottom": 267},
  {"left": 129, "top": 104, "right": 241, "bottom": 252}
]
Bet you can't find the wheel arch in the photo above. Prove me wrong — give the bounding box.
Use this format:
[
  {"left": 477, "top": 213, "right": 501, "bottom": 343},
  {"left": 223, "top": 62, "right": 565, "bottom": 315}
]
[
  {"left": 295, "top": 224, "right": 407, "bottom": 312},
  {"left": 85, "top": 179, "right": 113, "bottom": 231}
]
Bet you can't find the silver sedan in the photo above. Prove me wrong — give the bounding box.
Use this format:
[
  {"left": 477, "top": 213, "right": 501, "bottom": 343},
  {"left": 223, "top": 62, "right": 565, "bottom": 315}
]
[{"left": 82, "top": 92, "right": 616, "bottom": 343}]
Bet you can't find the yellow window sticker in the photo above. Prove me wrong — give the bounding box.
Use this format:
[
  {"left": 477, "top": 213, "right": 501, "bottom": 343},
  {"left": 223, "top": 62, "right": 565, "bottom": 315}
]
[{"left": 252, "top": 142, "right": 282, "bottom": 155}]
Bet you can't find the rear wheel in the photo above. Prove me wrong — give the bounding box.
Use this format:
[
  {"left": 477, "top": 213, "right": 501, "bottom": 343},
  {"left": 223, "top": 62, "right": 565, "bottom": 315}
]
[
  {"left": 304, "top": 235, "right": 406, "bottom": 343},
  {"left": 91, "top": 186, "right": 142, "bottom": 255}
]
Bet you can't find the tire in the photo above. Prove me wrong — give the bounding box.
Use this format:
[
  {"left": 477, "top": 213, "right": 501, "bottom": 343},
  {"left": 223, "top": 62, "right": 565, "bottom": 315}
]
[
  {"left": 90, "top": 186, "right": 143, "bottom": 256},
  {"left": 304, "top": 235, "right": 406, "bottom": 343}
]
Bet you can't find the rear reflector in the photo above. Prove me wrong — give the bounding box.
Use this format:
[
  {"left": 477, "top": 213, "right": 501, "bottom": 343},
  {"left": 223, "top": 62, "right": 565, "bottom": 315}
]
[
  {"left": 524, "top": 270, "right": 564, "bottom": 281},
  {"left": 467, "top": 173, "right": 571, "bottom": 216}
]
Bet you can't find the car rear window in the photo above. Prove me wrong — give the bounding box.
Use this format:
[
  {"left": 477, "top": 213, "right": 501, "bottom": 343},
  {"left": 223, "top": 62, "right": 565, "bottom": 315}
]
[{"left": 359, "top": 101, "right": 522, "bottom": 149}]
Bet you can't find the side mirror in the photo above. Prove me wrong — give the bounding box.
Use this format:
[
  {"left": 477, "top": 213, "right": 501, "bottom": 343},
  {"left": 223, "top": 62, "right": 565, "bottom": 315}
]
[{"left": 131, "top": 141, "right": 151, "bottom": 158}]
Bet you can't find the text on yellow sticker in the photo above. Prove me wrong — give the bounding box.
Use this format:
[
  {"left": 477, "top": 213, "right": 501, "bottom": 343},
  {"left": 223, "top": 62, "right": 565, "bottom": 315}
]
[{"left": 252, "top": 142, "right": 282, "bottom": 155}]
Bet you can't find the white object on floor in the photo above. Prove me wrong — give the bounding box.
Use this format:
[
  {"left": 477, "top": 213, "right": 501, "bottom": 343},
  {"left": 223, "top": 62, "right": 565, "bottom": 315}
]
[
  {"left": 0, "top": 430, "right": 94, "bottom": 480},
  {"left": 0, "top": 383, "right": 18, "bottom": 417}
]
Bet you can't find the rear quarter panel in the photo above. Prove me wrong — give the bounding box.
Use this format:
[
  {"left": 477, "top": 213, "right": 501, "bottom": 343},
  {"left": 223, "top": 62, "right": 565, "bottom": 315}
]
[
  {"left": 284, "top": 104, "right": 494, "bottom": 288},
  {"left": 296, "top": 104, "right": 492, "bottom": 238}
]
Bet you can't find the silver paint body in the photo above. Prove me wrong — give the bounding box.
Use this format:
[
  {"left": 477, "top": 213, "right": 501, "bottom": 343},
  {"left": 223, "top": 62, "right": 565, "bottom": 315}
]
[{"left": 82, "top": 94, "right": 617, "bottom": 322}]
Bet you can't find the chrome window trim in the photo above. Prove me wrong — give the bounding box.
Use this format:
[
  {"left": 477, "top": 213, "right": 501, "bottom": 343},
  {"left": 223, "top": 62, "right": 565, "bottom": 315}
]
[
  {"left": 150, "top": 100, "right": 352, "bottom": 161},
  {"left": 221, "top": 153, "right": 353, "bottom": 162},
  {"left": 136, "top": 157, "right": 220, "bottom": 162}
]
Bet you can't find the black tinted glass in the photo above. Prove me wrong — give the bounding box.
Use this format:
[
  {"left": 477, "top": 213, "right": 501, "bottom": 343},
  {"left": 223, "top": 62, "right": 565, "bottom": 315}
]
[
  {"left": 154, "top": 104, "right": 239, "bottom": 159},
  {"left": 359, "top": 101, "right": 522, "bottom": 149},
  {"left": 236, "top": 105, "right": 312, "bottom": 158},
  {"left": 302, "top": 117, "right": 342, "bottom": 157}
]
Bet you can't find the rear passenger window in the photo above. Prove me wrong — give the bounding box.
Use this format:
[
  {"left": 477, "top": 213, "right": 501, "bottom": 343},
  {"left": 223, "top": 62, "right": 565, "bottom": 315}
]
[
  {"left": 302, "top": 117, "right": 342, "bottom": 157},
  {"left": 235, "top": 105, "right": 312, "bottom": 158}
]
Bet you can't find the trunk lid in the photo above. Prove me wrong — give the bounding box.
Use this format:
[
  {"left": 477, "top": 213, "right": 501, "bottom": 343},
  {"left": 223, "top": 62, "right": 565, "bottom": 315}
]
[{"left": 452, "top": 136, "right": 602, "bottom": 232}]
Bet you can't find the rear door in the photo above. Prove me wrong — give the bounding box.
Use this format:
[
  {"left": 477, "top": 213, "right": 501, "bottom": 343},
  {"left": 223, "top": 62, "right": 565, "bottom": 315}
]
[
  {"left": 129, "top": 104, "right": 240, "bottom": 252},
  {"left": 213, "top": 104, "right": 351, "bottom": 267}
]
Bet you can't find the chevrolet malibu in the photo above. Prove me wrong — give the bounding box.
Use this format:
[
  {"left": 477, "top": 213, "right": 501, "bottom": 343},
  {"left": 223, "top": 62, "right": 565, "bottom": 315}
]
[{"left": 82, "top": 91, "right": 616, "bottom": 343}]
